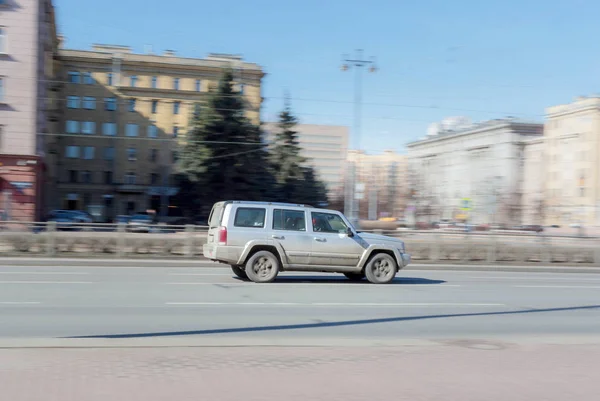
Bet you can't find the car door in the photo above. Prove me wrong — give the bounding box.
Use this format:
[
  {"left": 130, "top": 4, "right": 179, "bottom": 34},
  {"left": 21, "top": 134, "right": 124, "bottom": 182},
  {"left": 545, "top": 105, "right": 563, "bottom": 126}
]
[
  {"left": 309, "top": 211, "right": 366, "bottom": 267},
  {"left": 270, "top": 208, "right": 311, "bottom": 265}
]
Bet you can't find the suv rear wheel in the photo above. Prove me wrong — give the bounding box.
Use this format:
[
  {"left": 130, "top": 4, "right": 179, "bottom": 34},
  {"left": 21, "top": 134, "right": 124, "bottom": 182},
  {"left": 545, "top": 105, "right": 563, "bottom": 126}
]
[
  {"left": 231, "top": 265, "right": 247, "bottom": 280},
  {"left": 245, "top": 251, "right": 280, "bottom": 283},
  {"left": 364, "top": 253, "right": 397, "bottom": 284}
]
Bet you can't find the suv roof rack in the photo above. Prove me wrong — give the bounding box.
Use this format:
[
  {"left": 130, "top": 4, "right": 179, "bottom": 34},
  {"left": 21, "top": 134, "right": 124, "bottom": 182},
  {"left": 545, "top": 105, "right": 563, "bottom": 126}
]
[{"left": 229, "top": 201, "right": 314, "bottom": 208}]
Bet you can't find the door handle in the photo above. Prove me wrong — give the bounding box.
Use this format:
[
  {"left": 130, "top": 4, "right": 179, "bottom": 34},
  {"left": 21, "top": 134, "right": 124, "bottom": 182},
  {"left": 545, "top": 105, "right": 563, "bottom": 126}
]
[
  {"left": 272, "top": 235, "right": 285, "bottom": 240},
  {"left": 314, "top": 237, "right": 326, "bottom": 242}
]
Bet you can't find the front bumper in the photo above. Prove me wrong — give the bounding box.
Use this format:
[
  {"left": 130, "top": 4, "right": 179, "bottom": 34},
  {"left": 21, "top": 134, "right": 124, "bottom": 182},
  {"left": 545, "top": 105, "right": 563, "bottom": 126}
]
[{"left": 399, "top": 253, "right": 411, "bottom": 268}]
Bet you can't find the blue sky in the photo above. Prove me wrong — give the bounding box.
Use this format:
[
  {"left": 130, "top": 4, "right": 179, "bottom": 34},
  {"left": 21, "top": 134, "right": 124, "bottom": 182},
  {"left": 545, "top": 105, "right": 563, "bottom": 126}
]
[{"left": 55, "top": 0, "right": 600, "bottom": 153}]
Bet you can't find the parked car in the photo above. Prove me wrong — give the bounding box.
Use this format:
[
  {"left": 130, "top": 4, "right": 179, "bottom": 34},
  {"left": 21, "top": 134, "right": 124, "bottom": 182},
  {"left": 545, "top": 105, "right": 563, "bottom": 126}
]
[
  {"left": 46, "top": 210, "right": 93, "bottom": 230},
  {"left": 127, "top": 214, "right": 157, "bottom": 233},
  {"left": 203, "top": 201, "right": 411, "bottom": 284},
  {"left": 522, "top": 225, "right": 544, "bottom": 233}
]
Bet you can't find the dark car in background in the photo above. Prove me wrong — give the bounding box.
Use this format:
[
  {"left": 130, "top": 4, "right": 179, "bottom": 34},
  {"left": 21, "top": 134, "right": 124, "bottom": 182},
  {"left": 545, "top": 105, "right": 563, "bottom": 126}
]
[{"left": 46, "top": 210, "right": 93, "bottom": 231}]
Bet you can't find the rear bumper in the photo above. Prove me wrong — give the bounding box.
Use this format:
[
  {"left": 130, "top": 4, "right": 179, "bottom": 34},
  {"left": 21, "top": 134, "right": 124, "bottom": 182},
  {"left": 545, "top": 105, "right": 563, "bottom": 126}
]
[{"left": 203, "top": 243, "right": 240, "bottom": 264}]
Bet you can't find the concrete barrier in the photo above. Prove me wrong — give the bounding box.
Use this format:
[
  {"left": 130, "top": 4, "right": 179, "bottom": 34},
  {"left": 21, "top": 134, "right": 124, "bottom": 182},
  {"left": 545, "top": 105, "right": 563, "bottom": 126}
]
[{"left": 0, "top": 222, "right": 598, "bottom": 265}]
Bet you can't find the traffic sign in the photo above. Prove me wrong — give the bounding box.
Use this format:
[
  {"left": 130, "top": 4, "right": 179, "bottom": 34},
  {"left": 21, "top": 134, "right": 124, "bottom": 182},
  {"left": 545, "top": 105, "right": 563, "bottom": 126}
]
[{"left": 460, "top": 198, "right": 472, "bottom": 211}]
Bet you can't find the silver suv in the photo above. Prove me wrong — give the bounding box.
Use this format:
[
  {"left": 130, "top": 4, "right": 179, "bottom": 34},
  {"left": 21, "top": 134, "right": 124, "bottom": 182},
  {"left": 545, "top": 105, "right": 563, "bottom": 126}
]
[{"left": 203, "top": 201, "right": 411, "bottom": 284}]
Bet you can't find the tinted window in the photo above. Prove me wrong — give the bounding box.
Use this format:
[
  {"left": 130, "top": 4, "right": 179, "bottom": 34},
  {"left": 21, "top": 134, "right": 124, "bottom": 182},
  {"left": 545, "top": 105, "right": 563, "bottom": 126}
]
[
  {"left": 273, "top": 209, "right": 306, "bottom": 231},
  {"left": 311, "top": 212, "right": 348, "bottom": 233},
  {"left": 234, "top": 207, "right": 265, "bottom": 228}
]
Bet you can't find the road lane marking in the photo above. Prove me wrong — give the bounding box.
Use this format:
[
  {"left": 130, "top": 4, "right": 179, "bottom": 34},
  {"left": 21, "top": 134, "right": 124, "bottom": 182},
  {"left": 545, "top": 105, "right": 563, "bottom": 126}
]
[
  {"left": 168, "top": 273, "right": 231, "bottom": 276},
  {"left": 0, "top": 272, "right": 90, "bottom": 275},
  {"left": 165, "top": 302, "right": 504, "bottom": 307},
  {"left": 0, "top": 302, "right": 41, "bottom": 305},
  {"left": 514, "top": 285, "right": 600, "bottom": 289},
  {"left": 0, "top": 281, "right": 93, "bottom": 284},
  {"left": 469, "top": 276, "right": 600, "bottom": 281}
]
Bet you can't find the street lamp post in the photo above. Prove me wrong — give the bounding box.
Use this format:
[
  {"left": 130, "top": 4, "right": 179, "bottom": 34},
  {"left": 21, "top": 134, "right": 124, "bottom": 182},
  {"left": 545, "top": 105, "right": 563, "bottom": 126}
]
[{"left": 341, "top": 49, "right": 377, "bottom": 224}]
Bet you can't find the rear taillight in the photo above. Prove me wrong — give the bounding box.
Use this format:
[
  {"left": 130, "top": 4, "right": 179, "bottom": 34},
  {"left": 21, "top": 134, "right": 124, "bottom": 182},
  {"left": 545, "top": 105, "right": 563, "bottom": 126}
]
[{"left": 218, "top": 226, "right": 227, "bottom": 245}]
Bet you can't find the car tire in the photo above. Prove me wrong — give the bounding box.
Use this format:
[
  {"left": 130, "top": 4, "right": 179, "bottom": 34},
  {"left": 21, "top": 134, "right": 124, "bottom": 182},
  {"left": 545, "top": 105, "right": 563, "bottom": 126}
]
[
  {"left": 245, "top": 251, "right": 280, "bottom": 283},
  {"left": 231, "top": 265, "right": 248, "bottom": 280},
  {"left": 364, "top": 253, "right": 397, "bottom": 284},
  {"left": 344, "top": 272, "right": 365, "bottom": 281}
]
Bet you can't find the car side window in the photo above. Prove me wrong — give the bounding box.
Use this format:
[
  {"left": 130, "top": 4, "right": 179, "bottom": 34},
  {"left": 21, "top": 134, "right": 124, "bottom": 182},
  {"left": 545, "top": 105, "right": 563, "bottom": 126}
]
[
  {"left": 273, "top": 209, "right": 306, "bottom": 231},
  {"left": 311, "top": 212, "right": 348, "bottom": 233},
  {"left": 234, "top": 207, "right": 266, "bottom": 228}
]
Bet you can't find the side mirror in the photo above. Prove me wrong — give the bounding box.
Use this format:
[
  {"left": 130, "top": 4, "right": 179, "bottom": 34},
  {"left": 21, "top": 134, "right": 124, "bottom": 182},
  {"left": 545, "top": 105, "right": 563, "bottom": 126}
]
[{"left": 346, "top": 227, "right": 354, "bottom": 237}]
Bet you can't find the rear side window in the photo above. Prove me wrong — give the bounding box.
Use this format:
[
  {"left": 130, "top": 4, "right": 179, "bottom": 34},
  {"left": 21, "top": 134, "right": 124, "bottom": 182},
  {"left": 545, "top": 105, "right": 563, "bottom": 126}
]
[
  {"left": 234, "top": 207, "right": 266, "bottom": 228},
  {"left": 208, "top": 204, "right": 224, "bottom": 228},
  {"left": 273, "top": 209, "right": 306, "bottom": 231}
]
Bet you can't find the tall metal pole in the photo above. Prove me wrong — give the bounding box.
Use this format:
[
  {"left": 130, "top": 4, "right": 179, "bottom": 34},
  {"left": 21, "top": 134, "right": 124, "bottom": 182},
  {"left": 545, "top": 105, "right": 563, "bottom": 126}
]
[{"left": 341, "top": 49, "right": 377, "bottom": 224}]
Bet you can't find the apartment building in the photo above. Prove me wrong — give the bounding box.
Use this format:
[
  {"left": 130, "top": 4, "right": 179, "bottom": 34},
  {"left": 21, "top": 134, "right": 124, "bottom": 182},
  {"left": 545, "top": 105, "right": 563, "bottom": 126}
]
[
  {"left": 0, "top": 0, "right": 59, "bottom": 221},
  {"left": 347, "top": 150, "right": 407, "bottom": 220},
  {"left": 544, "top": 96, "right": 600, "bottom": 226},
  {"left": 49, "top": 44, "right": 265, "bottom": 221},
  {"left": 406, "top": 117, "right": 543, "bottom": 225},
  {"left": 262, "top": 123, "right": 349, "bottom": 195}
]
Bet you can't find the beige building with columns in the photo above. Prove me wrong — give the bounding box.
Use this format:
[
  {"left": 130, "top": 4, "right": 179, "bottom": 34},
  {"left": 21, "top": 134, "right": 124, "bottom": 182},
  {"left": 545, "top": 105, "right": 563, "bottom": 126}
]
[
  {"left": 347, "top": 150, "right": 407, "bottom": 219},
  {"left": 47, "top": 43, "right": 264, "bottom": 221},
  {"left": 543, "top": 96, "right": 600, "bottom": 226}
]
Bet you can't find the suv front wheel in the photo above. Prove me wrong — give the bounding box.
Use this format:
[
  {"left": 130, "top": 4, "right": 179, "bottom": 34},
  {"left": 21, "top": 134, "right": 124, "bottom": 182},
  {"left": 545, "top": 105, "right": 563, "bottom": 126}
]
[
  {"left": 364, "top": 253, "right": 397, "bottom": 284},
  {"left": 245, "top": 251, "right": 280, "bottom": 283}
]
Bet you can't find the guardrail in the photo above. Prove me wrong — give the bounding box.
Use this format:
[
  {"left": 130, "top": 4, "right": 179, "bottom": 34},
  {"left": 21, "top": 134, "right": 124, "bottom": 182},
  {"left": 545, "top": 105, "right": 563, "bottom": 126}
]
[{"left": 0, "top": 222, "right": 598, "bottom": 264}]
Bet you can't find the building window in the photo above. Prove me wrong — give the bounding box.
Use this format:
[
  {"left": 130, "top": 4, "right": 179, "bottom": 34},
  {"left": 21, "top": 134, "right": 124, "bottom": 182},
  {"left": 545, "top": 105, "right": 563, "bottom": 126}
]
[
  {"left": 82, "top": 97, "right": 96, "bottom": 110},
  {"left": 83, "top": 72, "right": 94, "bottom": 85},
  {"left": 151, "top": 100, "right": 158, "bottom": 113},
  {"left": 66, "top": 120, "right": 79, "bottom": 134},
  {"left": 239, "top": 84, "right": 245, "bottom": 94},
  {"left": 82, "top": 121, "right": 96, "bottom": 135},
  {"left": 81, "top": 171, "right": 92, "bottom": 184},
  {"left": 147, "top": 125, "right": 158, "bottom": 138},
  {"left": 83, "top": 146, "right": 95, "bottom": 160},
  {"left": 102, "top": 122, "right": 117, "bottom": 136},
  {"left": 128, "top": 98, "right": 136, "bottom": 112},
  {"left": 151, "top": 173, "right": 159, "bottom": 185},
  {"left": 0, "top": 77, "right": 4, "bottom": 103},
  {"left": 69, "top": 170, "right": 78, "bottom": 183},
  {"left": 68, "top": 71, "right": 80, "bottom": 84},
  {"left": 193, "top": 103, "right": 201, "bottom": 116},
  {"left": 151, "top": 76, "right": 157, "bottom": 89},
  {"left": 104, "top": 97, "right": 117, "bottom": 111},
  {"left": 172, "top": 151, "right": 179, "bottom": 163},
  {"left": 104, "top": 147, "right": 115, "bottom": 161},
  {"left": 173, "top": 101, "right": 180, "bottom": 115},
  {"left": 125, "top": 123, "right": 139, "bottom": 137},
  {"left": 104, "top": 171, "right": 113, "bottom": 184},
  {"left": 195, "top": 79, "right": 201, "bottom": 92},
  {"left": 173, "top": 126, "right": 179, "bottom": 137},
  {"left": 150, "top": 148, "right": 158, "bottom": 162},
  {"left": 0, "top": 27, "right": 6, "bottom": 55},
  {"left": 127, "top": 147, "right": 137, "bottom": 161},
  {"left": 67, "top": 96, "right": 80, "bottom": 109},
  {"left": 125, "top": 173, "right": 136, "bottom": 185},
  {"left": 173, "top": 77, "right": 180, "bottom": 90},
  {"left": 107, "top": 73, "right": 113, "bottom": 86},
  {"left": 130, "top": 75, "right": 138, "bottom": 87},
  {"left": 66, "top": 146, "right": 80, "bottom": 158}
]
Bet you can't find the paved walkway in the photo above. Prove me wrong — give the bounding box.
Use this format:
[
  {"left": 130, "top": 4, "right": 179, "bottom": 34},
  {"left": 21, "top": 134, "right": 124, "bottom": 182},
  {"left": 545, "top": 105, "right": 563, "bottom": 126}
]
[{"left": 1, "top": 344, "right": 598, "bottom": 401}]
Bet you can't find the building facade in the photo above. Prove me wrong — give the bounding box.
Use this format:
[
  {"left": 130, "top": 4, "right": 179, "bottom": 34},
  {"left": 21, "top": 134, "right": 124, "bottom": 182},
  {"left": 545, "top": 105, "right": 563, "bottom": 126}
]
[
  {"left": 48, "top": 44, "right": 264, "bottom": 221},
  {"left": 262, "top": 123, "right": 349, "bottom": 195},
  {"left": 544, "top": 96, "right": 600, "bottom": 226},
  {"left": 521, "top": 137, "right": 545, "bottom": 225},
  {"left": 406, "top": 117, "right": 543, "bottom": 225},
  {"left": 0, "top": 0, "right": 59, "bottom": 221},
  {"left": 347, "top": 150, "right": 407, "bottom": 220}
]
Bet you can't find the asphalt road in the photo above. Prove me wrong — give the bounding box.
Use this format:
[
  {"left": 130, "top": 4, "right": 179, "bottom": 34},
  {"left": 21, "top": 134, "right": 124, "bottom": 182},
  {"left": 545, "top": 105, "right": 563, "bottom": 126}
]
[{"left": 1, "top": 261, "right": 599, "bottom": 343}]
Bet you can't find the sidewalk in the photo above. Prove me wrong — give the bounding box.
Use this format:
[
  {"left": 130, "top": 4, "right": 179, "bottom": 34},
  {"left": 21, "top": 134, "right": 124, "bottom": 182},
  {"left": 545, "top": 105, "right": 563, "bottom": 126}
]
[{"left": 0, "top": 344, "right": 597, "bottom": 401}]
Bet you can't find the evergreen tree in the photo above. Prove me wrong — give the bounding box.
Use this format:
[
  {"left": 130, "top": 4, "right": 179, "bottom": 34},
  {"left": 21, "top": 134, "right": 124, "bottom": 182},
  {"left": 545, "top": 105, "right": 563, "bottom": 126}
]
[
  {"left": 270, "top": 97, "right": 328, "bottom": 206},
  {"left": 178, "top": 70, "right": 274, "bottom": 215}
]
